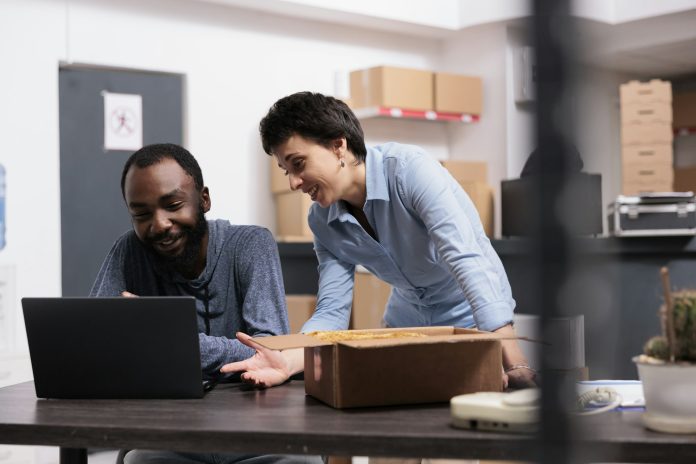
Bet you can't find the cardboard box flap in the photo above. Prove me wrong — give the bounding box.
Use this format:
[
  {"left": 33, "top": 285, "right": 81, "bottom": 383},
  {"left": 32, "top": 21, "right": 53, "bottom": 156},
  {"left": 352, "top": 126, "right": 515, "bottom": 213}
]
[
  {"left": 253, "top": 326, "right": 461, "bottom": 350},
  {"left": 254, "top": 333, "right": 332, "bottom": 350},
  {"left": 336, "top": 332, "right": 509, "bottom": 349},
  {"left": 252, "top": 326, "right": 536, "bottom": 351}
]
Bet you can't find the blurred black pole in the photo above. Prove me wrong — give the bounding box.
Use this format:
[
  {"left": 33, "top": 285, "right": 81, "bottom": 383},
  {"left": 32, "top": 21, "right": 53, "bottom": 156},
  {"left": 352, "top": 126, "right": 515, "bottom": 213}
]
[{"left": 533, "top": 0, "right": 577, "bottom": 463}]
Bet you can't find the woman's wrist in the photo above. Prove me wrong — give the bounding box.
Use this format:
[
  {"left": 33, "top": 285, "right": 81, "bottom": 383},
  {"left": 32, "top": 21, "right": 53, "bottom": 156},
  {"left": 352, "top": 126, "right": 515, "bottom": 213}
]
[{"left": 504, "top": 363, "right": 536, "bottom": 374}]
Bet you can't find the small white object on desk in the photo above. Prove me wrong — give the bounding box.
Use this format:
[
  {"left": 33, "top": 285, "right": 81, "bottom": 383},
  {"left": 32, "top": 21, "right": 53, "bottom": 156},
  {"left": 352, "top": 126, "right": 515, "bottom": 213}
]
[{"left": 450, "top": 388, "right": 539, "bottom": 433}]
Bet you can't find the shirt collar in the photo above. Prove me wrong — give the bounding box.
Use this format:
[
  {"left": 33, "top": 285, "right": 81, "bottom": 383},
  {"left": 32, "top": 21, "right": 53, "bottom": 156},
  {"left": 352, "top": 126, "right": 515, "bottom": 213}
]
[{"left": 326, "top": 146, "right": 390, "bottom": 224}]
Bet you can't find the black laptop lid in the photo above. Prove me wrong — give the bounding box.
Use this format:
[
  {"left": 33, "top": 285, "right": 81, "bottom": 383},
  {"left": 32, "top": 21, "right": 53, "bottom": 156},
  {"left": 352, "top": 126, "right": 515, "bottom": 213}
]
[{"left": 22, "top": 297, "right": 203, "bottom": 399}]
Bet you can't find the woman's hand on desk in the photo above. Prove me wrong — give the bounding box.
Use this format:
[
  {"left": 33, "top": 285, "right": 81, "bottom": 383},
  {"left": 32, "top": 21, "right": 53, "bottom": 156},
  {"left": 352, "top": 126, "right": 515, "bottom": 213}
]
[{"left": 220, "top": 332, "right": 302, "bottom": 388}]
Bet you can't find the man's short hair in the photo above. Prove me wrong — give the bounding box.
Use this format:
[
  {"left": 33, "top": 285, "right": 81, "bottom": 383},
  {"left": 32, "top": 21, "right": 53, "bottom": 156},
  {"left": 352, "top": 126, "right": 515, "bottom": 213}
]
[
  {"left": 121, "top": 143, "right": 204, "bottom": 196},
  {"left": 259, "top": 92, "right": 367, "bottom": 162}
]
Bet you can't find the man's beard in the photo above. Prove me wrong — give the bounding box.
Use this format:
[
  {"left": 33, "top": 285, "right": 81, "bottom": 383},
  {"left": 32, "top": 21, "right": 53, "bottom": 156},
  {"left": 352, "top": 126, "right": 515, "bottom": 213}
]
[{"left": 147, "top": 206, "right": 208, "bottom": 275}]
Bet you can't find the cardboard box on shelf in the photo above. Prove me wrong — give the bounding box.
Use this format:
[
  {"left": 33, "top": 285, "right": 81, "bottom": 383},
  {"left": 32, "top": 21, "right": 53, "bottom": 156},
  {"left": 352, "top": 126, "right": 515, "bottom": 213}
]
[
  {"left": 620, "top": 101, "right": 672, "bottom": 125},
  {"left": 622, "top": 180, "right": 674, "bottom": 196},
  {"left": 270, "top": 157, "right": 289, "bottom": 193},
  {"left": 286, "top": 294, "right": 316, "bottom": 334},
  {"left": 350, "top": 66, "right": 433, "bottom": 111},
  {"left": 621, "top": 144, "right": 673, "bottom": 166},
  {"left": 275, "top": 191, "right": 313, "bottom": 239},
  {"left": 440, "top": 160, "right": 488, "bottom": 183},
  {"left": 352, "top": 271, "right": 391, "bottom": 330},
  {"left": 460, "top": 181, "right": 494, "bottom": 237},
  {"left": 434, "top": 73, "right": 482, "bottom": 114},
  {"left": 622, "top": 161, "right": 674, "bottom": 182},
  {"left": 674, "top": 167, "right": 696, "bottom": 192},
  {"left": 621, "top": 123, "right": 674, "bottom": 145},
  {"left": 673, "top": 91, "right": 696, "bottom": 128},
  {"left": 253, "top": 326, "right": 504, "bottom": 408},
  {"left": 622, "top": 162, "right": 674, "bottom": 185},
  {"left": 619, "top": 79, "right": 672, "bottom": 105}
]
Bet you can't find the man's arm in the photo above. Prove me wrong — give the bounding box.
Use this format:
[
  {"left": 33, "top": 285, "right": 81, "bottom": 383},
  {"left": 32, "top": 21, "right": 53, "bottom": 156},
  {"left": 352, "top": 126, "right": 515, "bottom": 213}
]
[
  {"left": 90, "top": 234, "right": 130, "bottom": 297},
  {"left": 198, "top": 227, "right": 288, "bottom": 374}
]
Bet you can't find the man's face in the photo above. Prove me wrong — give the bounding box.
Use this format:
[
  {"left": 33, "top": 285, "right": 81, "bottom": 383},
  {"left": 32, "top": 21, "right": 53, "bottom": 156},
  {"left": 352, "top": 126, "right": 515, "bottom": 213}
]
[{"left": 123, "top": 158, "right": 210, "bottom": 271}]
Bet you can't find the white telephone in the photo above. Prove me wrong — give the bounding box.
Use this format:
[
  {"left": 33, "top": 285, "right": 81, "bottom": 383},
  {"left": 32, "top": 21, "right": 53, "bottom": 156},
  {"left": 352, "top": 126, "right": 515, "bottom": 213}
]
[
  {"left": 451, "top": 387, "right": 623, "bottom": 433},
  {"left": 450, "top": 388, "right": 540, "bottom": 433}
]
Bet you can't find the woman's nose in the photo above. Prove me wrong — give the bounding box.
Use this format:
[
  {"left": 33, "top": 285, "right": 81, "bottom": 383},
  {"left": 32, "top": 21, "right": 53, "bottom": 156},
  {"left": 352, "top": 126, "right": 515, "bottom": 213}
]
[{"left": 288, "top": 173, "right": 303, "bottom": 191}]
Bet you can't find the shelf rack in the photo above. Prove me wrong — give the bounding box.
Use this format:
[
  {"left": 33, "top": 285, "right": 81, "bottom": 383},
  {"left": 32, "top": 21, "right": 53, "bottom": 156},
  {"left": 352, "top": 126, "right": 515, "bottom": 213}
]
[{"left": 352, "top": 106, "right": 480, "bottom": 123}]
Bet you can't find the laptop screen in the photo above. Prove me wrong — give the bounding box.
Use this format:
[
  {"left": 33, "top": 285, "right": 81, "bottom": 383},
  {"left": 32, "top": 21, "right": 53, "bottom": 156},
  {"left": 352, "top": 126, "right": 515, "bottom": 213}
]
[{"left": 22, "top": 297, "right": 204, "bottom": 399}]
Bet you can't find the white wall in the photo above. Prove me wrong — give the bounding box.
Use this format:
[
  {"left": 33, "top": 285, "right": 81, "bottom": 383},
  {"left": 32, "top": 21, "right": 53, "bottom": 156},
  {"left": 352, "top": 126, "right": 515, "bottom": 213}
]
[
  {"left": 440, "top": 22, "right": 511, "bottom": 236},
  {"left": 0, "top": 0, "right": 444, "bottom": 353}
]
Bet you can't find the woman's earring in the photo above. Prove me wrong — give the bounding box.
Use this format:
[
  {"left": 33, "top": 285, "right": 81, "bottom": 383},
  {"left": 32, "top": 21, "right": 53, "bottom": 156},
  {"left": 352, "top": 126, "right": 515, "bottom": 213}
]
[{"left": 340, "top": 160, "right": 345, "bottom": 168}]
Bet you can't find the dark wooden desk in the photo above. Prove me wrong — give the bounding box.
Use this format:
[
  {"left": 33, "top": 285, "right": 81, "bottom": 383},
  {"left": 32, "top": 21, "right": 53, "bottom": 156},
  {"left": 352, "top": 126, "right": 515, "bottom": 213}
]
[{"left": 1, "top": 381, "right": 695, "bottom": 463}]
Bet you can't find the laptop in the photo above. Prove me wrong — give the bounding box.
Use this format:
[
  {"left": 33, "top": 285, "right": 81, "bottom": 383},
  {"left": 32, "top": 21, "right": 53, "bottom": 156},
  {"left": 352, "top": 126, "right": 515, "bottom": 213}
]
[{"left": 22, "top": 297, "right": 205, "bottom": 399}]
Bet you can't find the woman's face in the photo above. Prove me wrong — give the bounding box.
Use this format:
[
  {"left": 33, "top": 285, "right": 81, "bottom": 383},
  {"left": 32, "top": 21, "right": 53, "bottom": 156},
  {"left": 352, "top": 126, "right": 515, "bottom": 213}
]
[{"left": 274, "top": 135, "right": 344, "bottom": 208}]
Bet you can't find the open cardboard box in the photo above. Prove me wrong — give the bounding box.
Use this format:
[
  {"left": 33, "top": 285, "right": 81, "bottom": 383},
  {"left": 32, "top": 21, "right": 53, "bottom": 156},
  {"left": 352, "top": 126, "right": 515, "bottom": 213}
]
[{"left": 254, "top": 326, "right": 504, "bottom": 408}]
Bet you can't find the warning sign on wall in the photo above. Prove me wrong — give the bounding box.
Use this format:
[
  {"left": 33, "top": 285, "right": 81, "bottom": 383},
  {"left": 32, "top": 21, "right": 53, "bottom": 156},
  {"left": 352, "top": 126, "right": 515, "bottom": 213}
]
[{"left": 103, "top": 91, "right": 143, "bottom": 151}]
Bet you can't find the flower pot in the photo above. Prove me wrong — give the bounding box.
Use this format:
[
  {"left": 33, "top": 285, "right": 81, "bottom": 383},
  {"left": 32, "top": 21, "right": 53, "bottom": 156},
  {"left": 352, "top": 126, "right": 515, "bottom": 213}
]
[{"left": 634, "top": 355, "right": 696, "bottom": 433}]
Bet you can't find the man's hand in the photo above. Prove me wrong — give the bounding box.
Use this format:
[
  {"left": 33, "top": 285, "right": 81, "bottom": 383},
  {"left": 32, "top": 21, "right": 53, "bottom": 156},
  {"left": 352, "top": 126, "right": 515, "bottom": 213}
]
[
  {"left": 121, "top": 291, "right": 138, "bottom": 297},
  {"left": 220, "top": 332, "right": 299, "bottom": 388}
]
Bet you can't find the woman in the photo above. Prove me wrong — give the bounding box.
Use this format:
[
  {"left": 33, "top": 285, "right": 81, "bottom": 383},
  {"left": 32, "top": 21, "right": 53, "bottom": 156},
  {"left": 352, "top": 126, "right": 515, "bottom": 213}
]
[{"left": 222, "top": 92, "right": 536, "bottom": 389}]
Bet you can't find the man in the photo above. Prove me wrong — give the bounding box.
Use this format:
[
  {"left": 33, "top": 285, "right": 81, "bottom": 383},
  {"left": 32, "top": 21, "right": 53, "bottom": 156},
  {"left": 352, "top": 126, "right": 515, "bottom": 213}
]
[{"left": 91, "top": 143, "right": 319, "bottom": 464}]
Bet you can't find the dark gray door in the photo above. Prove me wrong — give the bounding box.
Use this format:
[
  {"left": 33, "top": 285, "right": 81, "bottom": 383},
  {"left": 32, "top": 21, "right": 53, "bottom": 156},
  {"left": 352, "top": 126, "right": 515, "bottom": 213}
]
[{"left": 59, "top": 66, "right": 184, "bottom": 296}]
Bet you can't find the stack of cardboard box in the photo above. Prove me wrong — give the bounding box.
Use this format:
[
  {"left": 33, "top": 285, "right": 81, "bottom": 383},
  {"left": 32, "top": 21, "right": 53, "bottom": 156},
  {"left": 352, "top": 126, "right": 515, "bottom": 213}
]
[
  {"left": 285, "top": 294, "right": 316, "bottom": 333},
  {"left": 351, "top": 269, "right": 392, "bottom": 330},
  {"left": 270, "top": 158, "right": 313, "bottom": 241},
  {"left": 440, "top": 160, "right": 494, "bottom": 237},
  {"left": 620, "top": 79, "right": 674, "bottom": 195},
  {"left": 350, "top": 65, "right": 482, "bottom": 115}
]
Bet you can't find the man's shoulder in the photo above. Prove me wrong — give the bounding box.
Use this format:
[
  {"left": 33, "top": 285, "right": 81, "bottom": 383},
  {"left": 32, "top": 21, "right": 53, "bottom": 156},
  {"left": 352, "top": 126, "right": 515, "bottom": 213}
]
[
  {"left": 111, "top": 229, "right": 142, "bottom": 251},
  {"left": 212, "top": 220, "right": 274, "bottom": 250}
]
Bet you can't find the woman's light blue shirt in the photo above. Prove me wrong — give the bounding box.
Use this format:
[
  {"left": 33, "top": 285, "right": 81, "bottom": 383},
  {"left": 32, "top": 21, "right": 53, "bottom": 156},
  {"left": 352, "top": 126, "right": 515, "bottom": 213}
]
[{"left": 302, "top": 142, "right": 515, "bottom": 333}]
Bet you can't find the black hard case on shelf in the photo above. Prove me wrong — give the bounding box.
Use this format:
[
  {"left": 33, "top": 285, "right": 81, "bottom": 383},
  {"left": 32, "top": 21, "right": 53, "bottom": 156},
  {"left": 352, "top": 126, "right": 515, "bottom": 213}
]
[{"left": 608, "top": 193, "right": 696, "bottom": 237}]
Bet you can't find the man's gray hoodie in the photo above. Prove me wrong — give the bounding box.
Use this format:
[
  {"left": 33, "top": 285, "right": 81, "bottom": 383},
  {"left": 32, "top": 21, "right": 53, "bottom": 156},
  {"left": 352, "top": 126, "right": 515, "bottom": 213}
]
[{"left": 90, "top": 219, "right": 289, "bottom": 379}]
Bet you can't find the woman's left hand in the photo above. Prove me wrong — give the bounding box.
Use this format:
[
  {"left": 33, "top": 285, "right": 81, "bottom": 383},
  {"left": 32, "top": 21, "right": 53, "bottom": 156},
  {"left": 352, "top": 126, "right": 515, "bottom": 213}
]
[{"left": 505, "top": 365, "right": 538, "bottom": 389}]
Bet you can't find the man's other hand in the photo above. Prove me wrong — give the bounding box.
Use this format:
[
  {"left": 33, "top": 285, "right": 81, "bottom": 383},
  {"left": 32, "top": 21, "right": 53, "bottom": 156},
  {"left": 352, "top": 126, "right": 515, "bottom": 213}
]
[{"left": 220, "top": 332, "right": 293, "bottom": 388}]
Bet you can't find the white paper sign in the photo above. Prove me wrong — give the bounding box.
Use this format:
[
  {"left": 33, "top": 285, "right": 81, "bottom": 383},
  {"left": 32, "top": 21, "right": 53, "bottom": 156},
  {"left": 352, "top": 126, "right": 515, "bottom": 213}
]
[{"left": 103, "top": 92, "right": 143, "bottom": 151}]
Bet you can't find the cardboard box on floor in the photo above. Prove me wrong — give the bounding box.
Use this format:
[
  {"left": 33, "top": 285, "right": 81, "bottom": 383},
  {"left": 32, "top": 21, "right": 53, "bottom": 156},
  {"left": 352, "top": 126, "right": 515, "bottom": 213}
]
[
  {"left": 350, "top": 66, "right": 433, "bottom": 111},
  {"left": 460, "top": 182, "right": 494, "bottom": 237},
  {"left": 270, "top": 157, "right": 289, "bottom": 194},
  {"left": 439, "top": 161, "right": 493, "bottom": 237},
  {"left": 275, "top": 191, "right": 313, "bottom": 240},
  {"left": 352, "top": 271, "right": 391, "bottom": 330},
  {"left": 254, "top": 326, "right": 504, "bottom": 408},
  {"left": 286, "top": 295, "right": 316, "bottom": 333},
  {"left": 440, "top": 160, "right": 487, "bottom": 183}
]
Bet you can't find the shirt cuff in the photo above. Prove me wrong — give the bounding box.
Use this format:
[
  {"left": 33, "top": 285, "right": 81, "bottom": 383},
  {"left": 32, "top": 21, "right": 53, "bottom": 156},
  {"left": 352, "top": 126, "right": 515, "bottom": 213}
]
[{"left": 472, "top": 301, "right": 514, "bottom": 332}]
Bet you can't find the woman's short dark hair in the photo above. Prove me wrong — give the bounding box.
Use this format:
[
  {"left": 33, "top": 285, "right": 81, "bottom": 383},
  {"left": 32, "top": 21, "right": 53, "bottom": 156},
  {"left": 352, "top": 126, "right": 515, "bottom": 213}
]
[
  {"left": 259, "top": 92, "right": 367, "bottom": 162},
  {"left": 121, "top": 143, "right": 204, "bottom": 196}
]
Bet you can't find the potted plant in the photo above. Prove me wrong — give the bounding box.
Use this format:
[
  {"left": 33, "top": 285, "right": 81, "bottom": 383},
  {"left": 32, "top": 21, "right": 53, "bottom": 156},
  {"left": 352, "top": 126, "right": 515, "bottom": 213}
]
[{"left": 633, "top": 267, "right": 696, "bottom": 433}]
